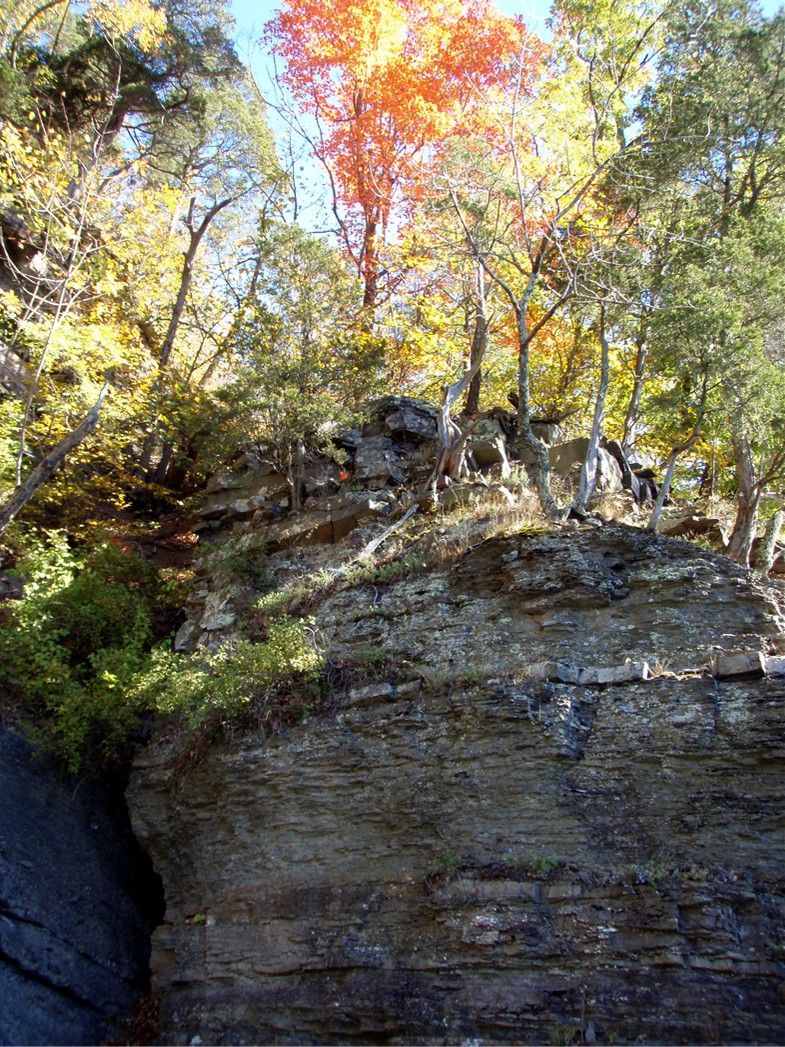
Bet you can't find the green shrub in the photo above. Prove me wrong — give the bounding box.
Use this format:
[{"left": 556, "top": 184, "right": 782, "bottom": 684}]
[
  {"left": 0, "top": 531, "right": 158, "bottom": 770},
  {"left": 131, "top": 618, "right": 324, "bottom": 727},
  {"left": 528, "top": 854, "right": 561, "bottom": 877},
  {"left": 0, "top": 529, "right": 324, "bottom": 766}
]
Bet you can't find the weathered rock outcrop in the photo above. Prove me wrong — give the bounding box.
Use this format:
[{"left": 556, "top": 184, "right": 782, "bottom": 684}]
[
  {"left": 128, "top": 527, "right": 785, "bottom": 1045},
  {"left": 0, "top": 731, "right": 164, "bottom": 1046},
  {"left": 195, "top": 397, "right": 651, "bottom": 553}
]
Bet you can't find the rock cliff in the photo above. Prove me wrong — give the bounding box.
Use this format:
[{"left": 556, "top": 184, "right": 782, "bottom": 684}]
[
  {"left": 128, "top": 524, "right": 785, "bottom": 1045},
  {"left": 0, "top": 732, "right": 164, "bottom": 1046}
]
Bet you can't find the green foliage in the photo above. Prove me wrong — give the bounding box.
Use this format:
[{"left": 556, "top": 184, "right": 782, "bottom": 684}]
[
  {"left": 435, "top": 848, "right": 461, "bottom": 874},
  {"left": 528, "top": 854, "right": 562, "bottom": 877},
  {"left": 617, "top": 861, "right": 665, "bottom": 891},
  {"left": 342, "top": 553, "right": 421, "bottom": 587},
  {"left": 0, "top": 523, "right": 324, "bottom": 767},
  {"left": 344, "top": 645, "right": 388, "bottom": 677},
  {"left": 214, "top": 222, "right": 386, "bottom": 484},
  {"left": 457, "top": 668, "right": 481, "bottom": 686},
  {"left": 0, "top": 531, "right": 158, "bottom": 770},
  {"left": 132, "top": 620, "right": 323, "bottom": 727},
  {"left": 196, "top": 533, "right": 274, "bottom": 591},
  {"left": 547, "top": 1022, "right": 583, "bottom": 1046}
]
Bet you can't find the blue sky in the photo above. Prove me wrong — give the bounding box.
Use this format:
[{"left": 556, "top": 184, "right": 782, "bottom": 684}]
[
  {"left": 229, "top": 0, "right": 785, "bottom": 229},
  {"left": 230, "top": 0, "right": 554, "bottom": 67},
  {"left": 230, "top": 0, "right": 784, "bottom": 48}
]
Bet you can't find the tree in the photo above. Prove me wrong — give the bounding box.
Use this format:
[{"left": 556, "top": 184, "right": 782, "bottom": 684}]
[
  {"left": 0, "top": 376, "right": 111, "bottom": 536},
  {"left": 0, "top": 0, "right": 280, "bottom": 523},
  {"left": 265, "top": 0, "right": 532, "bottom": 313},
  {"left": 445, "top": 0, "right": 662, "bottom": 518},
  {"left": 633, "top": 0, "right": 785, "bottom": 553},
  {"left": 1, "top": 0, "right": 239, "bottom": 188},
  {"left": 218, "top": 222, "right": 386, "bottom": 508},
  {"left": 133, "top": 75, "right": 280, "bottom": 484}
]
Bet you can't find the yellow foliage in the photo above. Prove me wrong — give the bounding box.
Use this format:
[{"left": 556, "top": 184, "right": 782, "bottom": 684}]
[{"left": 87, "top": 0, "right": 167, "bottom": 48}]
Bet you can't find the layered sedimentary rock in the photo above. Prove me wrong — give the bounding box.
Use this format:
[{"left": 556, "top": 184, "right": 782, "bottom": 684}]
[{"left": 129, "top": 526, "right": 785, "bottom": 1045}]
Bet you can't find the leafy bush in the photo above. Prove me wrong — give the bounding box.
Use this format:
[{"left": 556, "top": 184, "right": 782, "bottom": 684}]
[
  {"left": 196, "top": 532, "right": 274, "bottom": 591},
  {"left": 0, "top": 529, "right": 325, "bottom": 767},
  {"left": 131, "top": 619, "right": 324, "bottom": 727},
  {"left": 0, "top": 531, "right": 158, "bottom": 769}
]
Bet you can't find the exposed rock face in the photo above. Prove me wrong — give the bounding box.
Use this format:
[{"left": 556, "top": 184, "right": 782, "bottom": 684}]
[
  {"left": 0, "top": 731, "right": 164, "bottom": 1046},
  {"left": 128, "top": 527, "right": 785, "bottom": 1045}
]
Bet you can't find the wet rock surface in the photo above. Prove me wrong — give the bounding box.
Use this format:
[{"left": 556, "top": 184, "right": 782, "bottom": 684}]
[
  {"left": 128, "top": 527, "right": 785, "bottom": 1045},
  {"left": 0, "top": 731, "right": 164, "bottom": 1046}
]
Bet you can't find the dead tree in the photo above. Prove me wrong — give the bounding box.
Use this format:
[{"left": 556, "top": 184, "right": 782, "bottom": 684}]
[{"left": 0, "top": 376, "right": 111, "bottom": 535}]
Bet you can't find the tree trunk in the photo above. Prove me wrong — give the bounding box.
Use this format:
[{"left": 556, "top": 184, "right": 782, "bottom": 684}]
[
  {"left": 361, "top": 213, "right": 380, "bottom": 314},
  {"left": 431, "top": 368, "right": 482, "bottom": 495},
  {"left": 516, "top": 303, "right": 560, "bottom": 521},
  {"left": 647, "top": 368, "right": 708, "bottom": 533},
  {"left": 753, "top": 508, "right": 784, "bottom": 578},
  {"left": 139, "top": 195, "right": 233, "bottom": 479},
  {"left": 153, "top": 442, "right": 174, "bottom": 487},
  {"left": 727, "top": 494, "right": 760, "bottom": 565},
  {"left": 646, "top": 449, "right": 680, "bottom": 533},
  {"left": 621, "top": 334, "right": 648, "bottom": 458},
  {"left": 727, "top": 432, "right": 760, "bottom": 565},
  {"left": 572, "top": 304, "right": 610, "bottom": 516},
  {"left": 429, "top": 268, "right": 490, "bottom": 496},
  {"left": 0, "top": 378, "right": 110, "bottom": 535},
  {"left": 463, "top": 266, "right": 487, "bottom": 416}
]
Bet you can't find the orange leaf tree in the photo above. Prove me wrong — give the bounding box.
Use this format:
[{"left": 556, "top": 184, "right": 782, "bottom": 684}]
[{"left": 265, "top": 0, "right": 539, "bottom": 313}]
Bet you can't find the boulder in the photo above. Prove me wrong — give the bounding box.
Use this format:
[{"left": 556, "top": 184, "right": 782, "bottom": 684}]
[
  {"left": 662, "top": 515, "right": 726, "bottom": 544},
  {"left": 205, "top": 470, "right": 252, "bottom": 495},
  {"left": 264, "top": 497, "right": 389, "bottom": 551},
  {"left": 199, "top": 589, "right": 240, "bottom": 632},
  {"left": 711, "top": 651, "right": 766, "bottom": 679},
  {"left": 549, "top": 439, "right": 623, "bottom": 494},
  {"left": 334, "top": 428, "right": 362, "bottom": 452},
  {"left": 549, "top": 436, "right": 590, "bottom": 476},
  {"left": 354, "top": 435, "right": 406, "bottom": 488},
  {"left": 604, "top": 439, "right": 643, "bottom": 501},
  {"left": 465, "top": 418, "right": 511, "bottom": 475},
  {"left": 431, "top": 481, "right": 516, "bottom": 512},
  {"left": 594, "top": 447, "right": 623, "bottom": 494},
  {"left": 577, "top": 661, "right": 652, "bottom": 685},
  {"left": 531, "top": 419, "right": 564, "bottom": 445},
  {"left": 0, "top": 340, "right": 31, "bottom": 399},
  {"left": 373, "top": 395, "right": 438, "bottom": 443},
  {"left": 173, "top": 618, "right": 200, "bottom": 653},
  {"left": 302, "top": 461, "right": 345, "bottom": 499}
]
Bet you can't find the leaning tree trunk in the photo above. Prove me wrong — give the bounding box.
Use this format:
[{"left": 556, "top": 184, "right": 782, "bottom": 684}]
[
  {"left": 0, "top": 377, "right": 111, "bottom": 536},
  {"left": 571, "top": 303, "right": 610, "bottom": 516},
  {"left": 430, "top": 370, "right": 482, "bottom": 498},
  {"left": 139, "top": 195, "right": 233, "bottom": 480},
  {"left": 621, "top": 334, "right": 648, "bottom": 459},
  {"left": 429, "top": 274, "right": 489, "bottom": 497},
  {"left": 726, "top": 432, "right": 761, "bottom": 565},
  {"left": 647, "top": 370, "right": 708, "bottom": 533},
  {"left": 753, "top": 508, "right": 785, "bottom": 578}
]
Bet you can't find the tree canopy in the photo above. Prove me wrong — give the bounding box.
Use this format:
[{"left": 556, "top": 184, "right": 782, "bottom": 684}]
[{"left": 1, "top": 0, "right": 785, "bottom": 557}]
